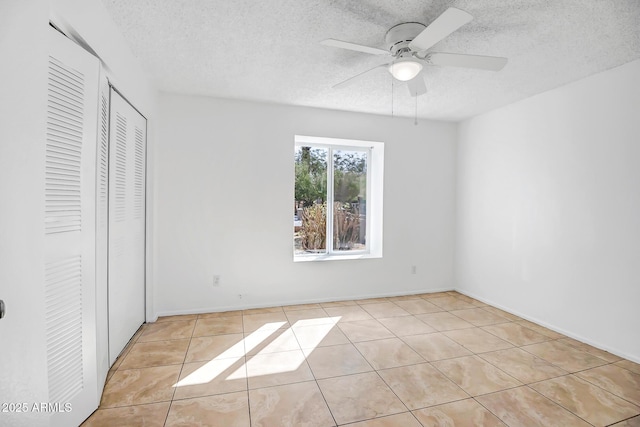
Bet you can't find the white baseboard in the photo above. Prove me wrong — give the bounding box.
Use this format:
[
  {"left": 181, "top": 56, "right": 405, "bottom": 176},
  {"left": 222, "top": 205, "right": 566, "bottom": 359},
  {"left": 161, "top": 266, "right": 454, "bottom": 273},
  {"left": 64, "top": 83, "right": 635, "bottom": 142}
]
[
  {"left": 454, "top": 288, "right": 640, "bottom": 364},
  {"left": 153, "top": 287, "right": 455, "bottom": 319}
]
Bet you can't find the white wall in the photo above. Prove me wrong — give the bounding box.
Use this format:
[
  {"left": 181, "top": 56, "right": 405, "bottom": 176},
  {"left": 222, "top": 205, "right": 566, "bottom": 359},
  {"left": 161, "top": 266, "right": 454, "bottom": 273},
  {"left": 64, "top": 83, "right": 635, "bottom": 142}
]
[
  {"left": 0, "top": 1, "right": 49, "bottom": 426},
  {"left": 455, "top": 59, "right": 640, "bottom": 362},
  {"left": 154, "top": 94, "right": 457, "bottom": 315}
]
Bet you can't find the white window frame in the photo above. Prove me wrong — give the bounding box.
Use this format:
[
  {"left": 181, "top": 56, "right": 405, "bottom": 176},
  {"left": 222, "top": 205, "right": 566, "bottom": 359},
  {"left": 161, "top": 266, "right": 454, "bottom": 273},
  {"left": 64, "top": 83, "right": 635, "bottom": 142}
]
[{"left": 294, "top": 135, "right": 384, "bottom": 262}]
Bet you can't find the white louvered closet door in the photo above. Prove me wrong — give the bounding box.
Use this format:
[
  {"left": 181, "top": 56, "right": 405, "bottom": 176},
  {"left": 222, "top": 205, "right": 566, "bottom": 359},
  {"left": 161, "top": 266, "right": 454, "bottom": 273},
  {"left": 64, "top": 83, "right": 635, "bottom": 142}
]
[
  {"left": 46, "top": 27, "right": 100, "bottom": 426},
  {"left": 108, "top": 89, "right": 147, "bottom": 364}
]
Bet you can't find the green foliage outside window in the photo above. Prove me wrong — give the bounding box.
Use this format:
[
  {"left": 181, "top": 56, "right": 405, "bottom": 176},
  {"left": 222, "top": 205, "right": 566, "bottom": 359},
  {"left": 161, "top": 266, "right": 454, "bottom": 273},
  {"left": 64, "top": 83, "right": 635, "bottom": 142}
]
[{"left": 295, "top": 146, "right": 366, "bottom": 253}]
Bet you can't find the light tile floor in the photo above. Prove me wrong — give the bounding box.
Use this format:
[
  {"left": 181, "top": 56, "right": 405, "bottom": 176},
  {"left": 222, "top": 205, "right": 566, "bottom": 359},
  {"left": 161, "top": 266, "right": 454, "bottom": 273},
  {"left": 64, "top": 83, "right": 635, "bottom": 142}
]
[{"left": 82, "top": 291, "right": 640, "bottom": 427}]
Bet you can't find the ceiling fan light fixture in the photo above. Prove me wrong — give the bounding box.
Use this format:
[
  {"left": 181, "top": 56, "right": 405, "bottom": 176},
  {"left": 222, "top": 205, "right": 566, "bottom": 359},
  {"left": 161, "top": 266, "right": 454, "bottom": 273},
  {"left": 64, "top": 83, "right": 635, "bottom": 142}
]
[{"left": 388, "top": 58, "right": 423, "bottom": 81}]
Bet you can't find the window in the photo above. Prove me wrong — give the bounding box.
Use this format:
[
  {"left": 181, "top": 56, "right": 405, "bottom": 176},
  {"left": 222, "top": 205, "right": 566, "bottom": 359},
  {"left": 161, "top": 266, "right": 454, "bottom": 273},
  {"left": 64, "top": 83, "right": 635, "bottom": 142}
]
[{"left": 294, "top": 135, "right": 383, "bottom": 261}]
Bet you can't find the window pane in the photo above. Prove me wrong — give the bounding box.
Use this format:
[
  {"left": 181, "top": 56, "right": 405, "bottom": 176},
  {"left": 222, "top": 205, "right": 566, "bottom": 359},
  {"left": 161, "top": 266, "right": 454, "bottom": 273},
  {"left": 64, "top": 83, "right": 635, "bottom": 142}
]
[
  {"left": 294, "top": 146, "right": 327, "bottom": 254},
  {"left": 333, "top": 149, "right": 367, "bottom": 251}
]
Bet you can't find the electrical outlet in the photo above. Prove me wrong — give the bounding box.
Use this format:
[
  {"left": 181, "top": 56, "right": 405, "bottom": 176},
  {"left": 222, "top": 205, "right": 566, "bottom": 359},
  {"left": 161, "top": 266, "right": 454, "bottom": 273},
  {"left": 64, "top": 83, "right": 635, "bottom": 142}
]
[
  {"left": 411, "top": 265, "right": 417, "bottom": 274},
  {"left": 213, "top": 275, "right": 221, "bottom": 286},
  {"left": 238, "top": 294, "right": 243, "bottom": 299}
]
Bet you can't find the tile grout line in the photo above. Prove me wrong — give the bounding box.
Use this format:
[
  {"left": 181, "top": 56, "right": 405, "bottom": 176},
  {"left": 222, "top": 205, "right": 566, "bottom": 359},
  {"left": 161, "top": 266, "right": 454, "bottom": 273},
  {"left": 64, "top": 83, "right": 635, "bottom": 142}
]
[
  {"left": 516, "top": 342, "right": 610, "bottom": 375},
  {"left": 471, "top": 393, "right": 510, "bottom": 427},
  {"left": 417, "top": 303, "right": 526, "bottom": 403},
  {"left": 288, "top": 304, "right": 339, "bottom": 427},
  {"left": 163, "top": 316, "right": 198, "bottom": 427},
  {"left": 240, "top": 312, "right": 254, "bottom": 427},
  {"left": 524, "top": 383, "right": 598, "bottom": 427},
  {"left": 612, "top": 415, "right": 640, "bottom": 426},
  {"left": 340, "top": 309, "right": 428, "bottom": 426},
  {"left": 432, "top": 301, "right": 523, "bottom": 426},
  {"left": 570, "top": 362, "right": 640, "bottom": 409},
  {"left": 360, "top": 294, "right": 492, "bottom": 423},
  {"left": 458, "top": 311, "right": 636, "bottom": 427}
]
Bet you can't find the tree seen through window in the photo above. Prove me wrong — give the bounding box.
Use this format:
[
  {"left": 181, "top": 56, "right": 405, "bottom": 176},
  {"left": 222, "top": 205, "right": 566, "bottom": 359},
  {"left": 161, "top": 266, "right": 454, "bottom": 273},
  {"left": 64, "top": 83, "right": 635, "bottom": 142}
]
[{"left": 294, "top": 145, "right": 367, "bottom": 254}]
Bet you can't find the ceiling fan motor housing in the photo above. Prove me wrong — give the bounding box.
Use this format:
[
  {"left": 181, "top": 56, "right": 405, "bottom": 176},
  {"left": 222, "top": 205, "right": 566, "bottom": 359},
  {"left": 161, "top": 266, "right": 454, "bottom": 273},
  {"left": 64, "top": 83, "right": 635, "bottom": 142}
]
[{"left": 385, "top": 22, "right": 426, "bottom": 55}]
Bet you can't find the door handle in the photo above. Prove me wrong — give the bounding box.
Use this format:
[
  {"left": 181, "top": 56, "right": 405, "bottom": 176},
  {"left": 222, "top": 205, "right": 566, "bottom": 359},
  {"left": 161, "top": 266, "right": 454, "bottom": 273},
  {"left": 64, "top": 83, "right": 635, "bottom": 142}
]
[{"left": 0, "top": 299, "right": 5, "bottom": 319}]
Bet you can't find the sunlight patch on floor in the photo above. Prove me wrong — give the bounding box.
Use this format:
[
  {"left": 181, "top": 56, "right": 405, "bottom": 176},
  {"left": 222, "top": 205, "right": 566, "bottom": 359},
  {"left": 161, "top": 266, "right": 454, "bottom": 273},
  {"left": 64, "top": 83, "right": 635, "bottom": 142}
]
[
  {"left": 173, "top": 317, "right": 341, "bottom": 386},
  {"left": 173, "top": 321, "right": 286, "bottom": 387}
]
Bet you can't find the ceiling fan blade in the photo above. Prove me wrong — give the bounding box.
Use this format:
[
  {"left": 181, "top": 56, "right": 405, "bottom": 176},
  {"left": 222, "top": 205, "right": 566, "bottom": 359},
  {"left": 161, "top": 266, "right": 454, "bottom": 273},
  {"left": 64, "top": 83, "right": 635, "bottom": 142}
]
[
  {"left": 407, "top": 73, "right": 427, "bottom": 97},
  {"left": 333, "top": 62, "right": 390, "bottom": 89},
  {"left": 427, "top": 52, "right": 508, "bottom": 71},
  {"left": 408, "top": 7, "right": 473, "bottom": 52},
  {"left": 321, "top": 38, "right": 390, "bottom": 56}
]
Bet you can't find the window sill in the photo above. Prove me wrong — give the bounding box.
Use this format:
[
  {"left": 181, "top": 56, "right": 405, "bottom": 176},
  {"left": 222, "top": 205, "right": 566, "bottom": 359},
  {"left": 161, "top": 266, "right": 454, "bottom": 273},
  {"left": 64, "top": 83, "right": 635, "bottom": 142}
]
[{"left": 293, "top": 252, "right": 381, "bottom": 262}]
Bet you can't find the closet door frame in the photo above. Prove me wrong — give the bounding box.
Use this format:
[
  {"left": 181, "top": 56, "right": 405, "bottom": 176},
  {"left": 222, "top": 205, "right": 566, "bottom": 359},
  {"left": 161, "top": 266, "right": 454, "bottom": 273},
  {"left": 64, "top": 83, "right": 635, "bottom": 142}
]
[{"left": 95, "top": 71, "right": 110, "bottom": 391}]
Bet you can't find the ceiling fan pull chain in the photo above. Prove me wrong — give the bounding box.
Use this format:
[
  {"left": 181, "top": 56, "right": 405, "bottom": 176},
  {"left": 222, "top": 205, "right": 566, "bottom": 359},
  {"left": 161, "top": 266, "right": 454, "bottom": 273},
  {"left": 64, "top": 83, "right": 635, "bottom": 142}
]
[
  {"left": 414, "top": 93, "right": 418, "bottom": 126},
  {"left": 391, "top": 76, "right": 394, "bottom": 118}
]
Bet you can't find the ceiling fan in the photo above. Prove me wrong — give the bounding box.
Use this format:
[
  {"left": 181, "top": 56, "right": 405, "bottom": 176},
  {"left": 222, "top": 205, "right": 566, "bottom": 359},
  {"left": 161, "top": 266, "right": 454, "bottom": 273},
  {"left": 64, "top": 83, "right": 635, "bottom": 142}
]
[{"left": 321, "top": 7, "right": 508, "bottom": 96}]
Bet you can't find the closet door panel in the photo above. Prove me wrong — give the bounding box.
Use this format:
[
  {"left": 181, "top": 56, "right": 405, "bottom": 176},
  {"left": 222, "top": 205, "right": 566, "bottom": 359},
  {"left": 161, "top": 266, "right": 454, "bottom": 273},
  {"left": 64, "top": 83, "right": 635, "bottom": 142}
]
[
  {"left": 108, "top": 90, "right": 146, "bottom": 364},
  {"left": 46, "top": 26, "right": 100, "bottom": 427}
]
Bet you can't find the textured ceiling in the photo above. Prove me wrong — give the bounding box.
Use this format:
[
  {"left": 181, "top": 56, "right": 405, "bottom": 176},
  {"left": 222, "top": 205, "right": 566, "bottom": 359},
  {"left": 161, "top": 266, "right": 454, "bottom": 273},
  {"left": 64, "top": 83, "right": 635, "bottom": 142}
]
[{"left": 101, "top": 0, "right": 640, "bottom": 121}]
